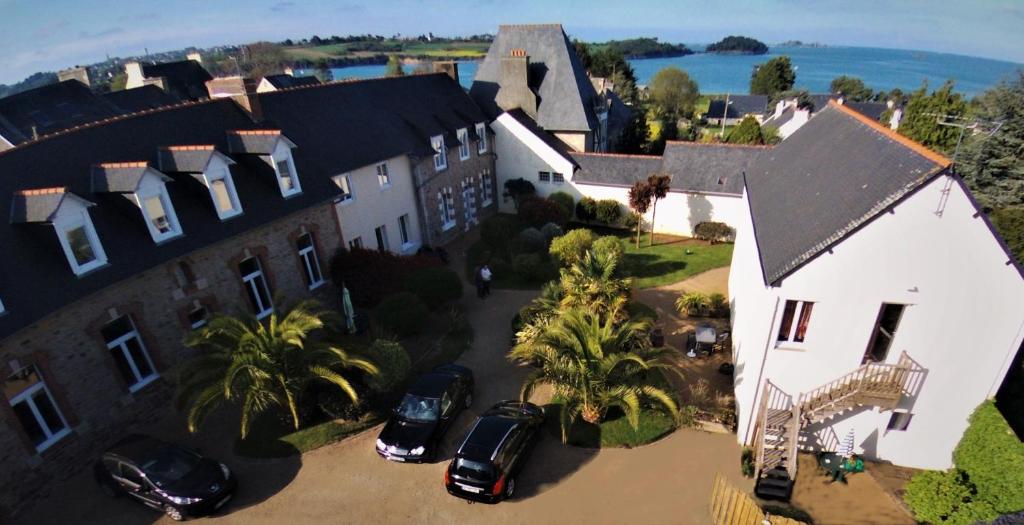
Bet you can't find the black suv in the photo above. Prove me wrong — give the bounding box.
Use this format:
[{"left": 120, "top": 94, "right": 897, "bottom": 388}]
[
  {"left": 444, "top": 401, "right": 544, "bottom": 503},
  {"left": 376, "top": 364, "right": 474, "bottom": 463},
  {"left": 94, "top": 434, "right": 237, "bottom": 521}
]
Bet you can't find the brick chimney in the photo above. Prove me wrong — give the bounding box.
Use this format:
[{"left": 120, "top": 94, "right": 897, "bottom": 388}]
[
  {"left": 496, "top": 48, "right": 537, "bottom": 118},
  {"left": 186, "top": 52, "right": 202, "bottom": 64},
  {"left": 432, "top": 61, "right": 459, "bottom": 83}
]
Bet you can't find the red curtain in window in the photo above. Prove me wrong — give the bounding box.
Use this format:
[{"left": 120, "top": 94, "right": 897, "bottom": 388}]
[
  {"left": 794, "top": 302, "right": 814, "bottom": 342},
  {"left": 777, "top": 300, "right": 797, "bottom": 341}
]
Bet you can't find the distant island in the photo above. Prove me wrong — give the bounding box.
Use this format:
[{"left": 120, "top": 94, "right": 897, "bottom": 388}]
[
  {"left": 705, "top": 36, "right": 769, "bottom": 55},
  {"left": 592, "top": 38, "right": 693, "bottom": 59},
  {"left": 777, "top": 40, "right": 828, "bottom": 48}
]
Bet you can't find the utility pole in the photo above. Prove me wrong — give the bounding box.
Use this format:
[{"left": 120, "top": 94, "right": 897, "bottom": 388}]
[{"left": 720, "top": 93, "right": 731, "bottom": 137}]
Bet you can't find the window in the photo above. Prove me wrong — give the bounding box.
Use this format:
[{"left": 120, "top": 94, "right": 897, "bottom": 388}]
[
  {"left": 239, "top": 257, "right": 273, "bottom": 319},
  {"left": 274, "top": 155, "right": 301, "bottom": 197},
  {"left": 538, "top": 171, "right": 551, "bottom": 183},
  {"left": 476, "top": 123, "right": 487, "bottom": 154},
  {"left": 552, "top": 173, "right": 565, "bottom": 184},
  {"left": 334, "top": 174, "right": 354, "bottom": 203},
  {"left": 141, "top": 192, "right": 182, "bottom": 242},
  {"left": 187, "top": 304, "right": 209, "bottom": 329},
  {"left": 432, "top": 136, "right": 447, "bottom": 171},
  {"left": 101, "top": 316, "right": 159, "bottom": 393},
  {"left": 208, "top": 168, "right": 242, "bottom": 219},
  {"left": 462, "top": 179, "right": 477, "bottom": 226},
  {"left": 348, "top": 237, "right": 363, "bottom": 250},
  {"left": 480, "top": 171, "right": 493, "bottom": 206},
  {"left": 457, "top": 128, "right": 470, "bottom": 161},
  {"left": 398, "top": 214, "right": 411, "bottom": 245},
  {"left": 438, "top": 187, "right": 456, "bottom": 230},
  {"left": 297, "top": 233, "right": 324, "bottom": 289},
  {"left": 55, "top": 213, "right": 107, "bottom": 276},
  {"left": 375, "top": 225, "right": 389, "bottom": 252},
  {"left": 864, "top": 304, "right": 905, "bottom": 363},
  {"left": 887, "top": 412, "right": 913, "bottom": 431},
  {"left": 376, "top": 162, "right": 391, "bottom": 188},
  {"left": 4, "top": 365, "right": 70, "bottom": 452},
  {"left": 777, "top": 300, "right": 814, "bottom": 343}
]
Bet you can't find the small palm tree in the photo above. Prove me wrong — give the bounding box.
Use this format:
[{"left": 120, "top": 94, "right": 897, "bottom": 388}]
[
  {"left": 647, "top": 174, "right": 671, "bottom": 246},
  {"left": 559, "top": 250, "right": 633, "bottom": 317},
  {"left": 177, "top": 300, "right": 379, "bottom": 439},
  {"left": 675, "top": 291, "right": 710, "bottom": 317},
  {"left": 510, "top": 306, "right": 680, "bottom": 442},
  {"left": 628, "top": 181, "right": 653, "bottom": 248}
]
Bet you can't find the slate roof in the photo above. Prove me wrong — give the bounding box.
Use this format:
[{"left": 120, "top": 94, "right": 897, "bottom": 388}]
[
  {"left": 605, "top": 90, "right": 633, "bottom": 145},
  {"left": 762, "top": 106, "right": 796, "bottom": 129},
  {"left": 141, "top": 60, "right": 213, "bottom": 101},
  {"left": 746, "top": 102, "right": 951, "bottom": 285},
  {"left": 90, "top": 162, "right": 162, "bottom": 193},
  {"left": 706, "top": 95, "right": 768, "bottom": 119},
  {"left": 157, "top": 145, "right": 222, "bottom": 173},
  {"left": 569, "top": 152, "right": 662, "bottom": 187},
  {"left": 226, "top": 130, "right": 288, "bottom": 155},
  {"left": 470, "top": 24, "right": 600, "bottom": 132},
  {"left": 504, "top": 108, "right": 578, "bottom": 167},
  {"left": 102, "top": 85, "right": 182, "bottom": 113},
  {"left": 844, "top": 101, "right": 889, "bottom": 121},
  {"left": 0, "top": 80, "right": 120, "bottom": 145},
  {"left": 263, "top": 74, "right": 321, "bottom": 90},
  {"left": 9, "top": 187, "right": 87, "bottom": 224}
]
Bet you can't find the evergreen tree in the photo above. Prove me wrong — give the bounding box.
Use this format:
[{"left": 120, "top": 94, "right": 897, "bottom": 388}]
[
  {"left": 830, "top": 75, "right": 874, "bottom": 101},
  {"left": 900, "top": 80, "right": 968, "bottom": 154},
  {"left": 649, "top": 66, "right": 699, "bottom": 119},
  {"left": 960, "top": 72, "right": 1024, "bottom": 210},
  {"left": 725, "top": 116, "right": 766, "bottom": 145},
  {"left": 750, "top": 56, "right": 796, "bottom": 96}
]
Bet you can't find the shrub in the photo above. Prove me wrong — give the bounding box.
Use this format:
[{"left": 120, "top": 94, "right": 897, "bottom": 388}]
[
  {"left": 675, "top": 291, "right": 711, "bottom": 317},
  {"left": 576, "top": 196, "right": 598, "bottom": 222},
  {"left": 549, "top": 228, "right": 597, "bottom": 266},
  {"left": 512, "top": 253, "right": 555, "bottom": 282},
  {"left": 741, "top": 447, "right": 755, "bottom": 477},
  {"left": 480, "top": 214, "right": 522, "bottom": 257},
  {"left": 990, "top": 207, "right": 1024, "bottom": 264},
  {"left": 592, "top": 235, "right": 625, "bottom": 264},
  {"left": 548, "top": 191, "right": 575, "bottom": 219},
  {"left": 404, "top": 266, "right": 463, "bottom": 307},
  {"left": 503, "top": 178, "right": 536, "bottom": 210},
  {"left": 516, "top": 227, "right": 548, "bottom": 254},
  {"left": 904, "top": 469, "right": 997, "bottom": 525},
  {"left": 595, "top": 199, "right": 623, "bottom": 225},
  {"left": 708, "top": 292, "right": 729, "bottom": 318},
  {"left": 623, "top": 211, "right": 642, "bottom": 230},
  {"left": 366, "top": 339, "right": 411, "bottom": 393},
  {"left": 375, "top": 292, "right": 429, "bottom": 337},
  {"left": 540, "top": 222, "right": 563, "bottom": 242},
  {"left": 329, "top": 248, "right": 441, "bottom": 306},
  {"left": 694, "top": 221, "right": 736, "bottom": 243},
  {"left": 953, "top": 401, "right": 1024, "bottom": 514},
  {"left": 519, "top": 195, "right": 568, "bottom": 227}
]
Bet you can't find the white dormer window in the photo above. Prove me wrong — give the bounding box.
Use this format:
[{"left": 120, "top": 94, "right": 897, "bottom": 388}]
[
  {"left": 333, "top": 174, "right": 354, "bottom": 204},
  {"left": 274, "top": 156, "right": 301, "bottom": 197},
  {"left": 457, "top": 129, "right": 470, "bottom": 161},
  {"left": 376, "top": 162, "right": 391, "bottom": 188},
  {"left": 476, "top": 123, "right": 487, "bottom": 154},
  {"left": 55, "top": 209, "right": 107, "bottom": 276},
  {"left": 432, "top": 135, "right": 447, "bottom": 171},
  {"left": 139, "top": 189, "right": 182, "bottom": 242},
  {"left": 207, "top": 167, "right": 242, "bottom": 220}
]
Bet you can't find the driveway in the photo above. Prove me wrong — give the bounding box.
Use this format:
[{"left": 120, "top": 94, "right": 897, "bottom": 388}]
[{"left": 23, "top": 245, "right": 750, "bottom": 525}]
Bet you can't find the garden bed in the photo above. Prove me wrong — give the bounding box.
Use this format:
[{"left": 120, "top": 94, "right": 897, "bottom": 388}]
[
  {"left": 543, "top": 403, "right": 679, "bottom": 449},
  {"left": 235, "top": 411, "right": 387, "bottom": 458}
]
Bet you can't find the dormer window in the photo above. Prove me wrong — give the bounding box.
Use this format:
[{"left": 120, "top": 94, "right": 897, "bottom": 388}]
[
  {"left": 11, "top": 187, "right": 108, "bottom": 276},
  {"left": 432, "top": 135, "right": 447, "bottom": 171},
  {"left": 224, "top": 130, "right": 300, "bottom": 198},
  {"left": 457, "top": 128, "right": 470, "bottom": 161},
  {"left": 208, "top": 168, "right": 242, "bottom": 219},
  {"left": 476, "top": 123, "right": 487, "bottom": 154},
  {"left": 274, "top": 155, "right": 301, "bottom": 197},
  {"left": 376, "top": 162, "right": 391, "bottom": 188},
  {"left": 141, "top": 192, "right": 181, "bottom": 241},
  {"left": 158, "top": 146, "right": 242, "bottom": 220},
  {"left": 91, "top": 162, "right": 183, "bottom": 244},
  {"left": 60, "top": 219, "right": 105, "bottom": 272}
]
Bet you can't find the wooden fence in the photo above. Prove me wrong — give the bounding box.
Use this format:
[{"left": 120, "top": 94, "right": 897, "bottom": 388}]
[{"left": 709, "top": 474, "right": 806, "bottom": 525}]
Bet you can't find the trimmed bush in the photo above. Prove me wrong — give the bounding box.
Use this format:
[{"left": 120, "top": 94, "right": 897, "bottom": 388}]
[
  {"left": 404, "top": 266, "right": 463, "bottom": 307},
  {"left": 504, "top": 178, "right": 536, "bottom": 210},
  {"left": 480, "top": 214, "right": 522, "bottom": 257},
  {"left": 519, "top": 196, "right": 568, "bottom": 227},
  {"left": 708, "top": 293, "right": 729, "bottom": 318},
  {"left": 595, "top": 199, "right": 623, "bottom": 225},
  {"left": 576, "top": 196, "right": 598, "bottom": 222},
  {"left": 516, "top": 227, "right": 548, "bottom": 254},
  {"left": 512, "top": 253, "right": 556, "bottom": 282},
  {"left": 549, "top": 228, "right": 597, "bottom": 266},
  {"left": 593, "top": 235, "right": 625, "bottom": 263},
  {"left": 675, "top": 291, "right": 711, "bottom": 317},
  {"left": 329, "top": 248, "right": 441, "bottom": 306},
  {"left": 366, "top": 339, "right": 411, "bottom": 393},
  {"left": 953, "top": 401, "right": 1024, "bottom": 514},
  {"left": 694, "top": 221, "right": 736, "bottom": 243},
  {"left": 540, "top": 222, "right": 563, "bottom": 242},
  {"left": 375, "top": 292, "right": 429, "bottom": 337},
  {"left": 904, "top": 469, "right": 997, "bottom": 525},
  {"left": 548, "top": 191, "right": 575, "bottom": 219}
]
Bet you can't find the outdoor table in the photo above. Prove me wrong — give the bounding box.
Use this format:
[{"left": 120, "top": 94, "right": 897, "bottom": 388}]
[{"left": 695, "top": 325, "right": 716, "bottom": 356}]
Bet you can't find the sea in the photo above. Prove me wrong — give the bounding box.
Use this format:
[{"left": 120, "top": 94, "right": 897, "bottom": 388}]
[{"left": 301, "top": 45, "right": 1022, "bottom": 98}]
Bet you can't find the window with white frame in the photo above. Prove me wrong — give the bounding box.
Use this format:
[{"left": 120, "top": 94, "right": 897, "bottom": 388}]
[
  {"left": 376, "top": 162, "right": 391, "bottom": 188},
  {"left": 101, "top": 316, "right": 159, "bottom": 393},
  {"left": 348, "top": 237, "right": 363, "bottom": 250},
  {"left": 457, "top": 129, "right": 470, "bottom": 160},
  {"left": 187, "top": 304, "right": 209, "bottom": 329},
  {"left": 374, "top": 225, "right": 389, "bottom": 252},
  {"left": 55, "top": 212, "right": 107, "bottom": 276},
  {"left": 4, "top": 364, "right": 70, "bottom": 452},
  {"left": 777, "top": 300, "right": 814, "bottom": 344},
  {"left": 438, "top": 187, "right": 456, "bottom": 230},
  {"left": 432, "top": 135, "right": 447, "bottom": 171},
  {"left": 480, "top": 171, "right": 494, "bottom": 206},
  {"left": 274, "top": 154, "right": 302, "bottom": 197},
  {"left": 208, "top": 168, "right": 242, "bottom": 219},
  {"left": 398, "top": 214, "right": 411, "bottom": 246},
  {"left": 461, "top": 178, "right": 477, "bottom": 226},
  {"left": 552, "top": 173, "right": 565, "bottom": 184},
  {"left": 538, "top": 171, "right": 551, "bottom": 183},
  {"left": 476, "top": 123, "right": 487, "bottom": 154},
  {"left": 239, "top": 257, "right": 273, "bottom": 319},
  {"left": 334, "top": 174, "right": 354, "bottom": 203},
  {"left": 140, "top": 190, "right": 182, "bottom": 242},
  {"left": 297, "top": 233, "right": 324, "bottom": 289}
]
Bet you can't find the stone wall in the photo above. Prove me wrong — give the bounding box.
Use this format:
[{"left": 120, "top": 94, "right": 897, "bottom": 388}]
[{"left": 414, "top": 138, "right": 497, "bottom": 247}]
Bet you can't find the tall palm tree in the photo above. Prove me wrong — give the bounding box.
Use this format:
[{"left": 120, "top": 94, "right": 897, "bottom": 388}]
[
  {"left": 559, "top": 250, "right": 632, "bottom": 317},
  {"left": 647, "top": 174, "right": 671, "bottom": 246},
  {"left": 509, "top": 307, "right": 680, "bottom": 442},
  {"left": 628, "top": 180, "right": 653, "bottom": 248},
  {"left": 177, "top": 300, "right": 378, "bottom": 439}
]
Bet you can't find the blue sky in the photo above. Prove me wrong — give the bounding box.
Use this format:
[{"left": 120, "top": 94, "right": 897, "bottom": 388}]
[{"left": 1, "top": 0, "right": 1022, "bottom": 84}]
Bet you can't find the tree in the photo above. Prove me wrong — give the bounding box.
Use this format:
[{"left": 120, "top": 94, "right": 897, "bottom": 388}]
[
  {"left": 628, "top": 181, "right": 653, "bottom": 248},
  {"left": 646, "top": 174, "right": 671, "bottom": 245},
  {"left": 959, "top": 72, "right": 1024, "bottom": 210},
  {"left": 509, "top": 306, "right": 679, "bottom": 442},
  {"left": 558, "top": 250, "right": 632, "bottom": 317},
  {"left": 725, "top": 116, "right": 766, "bottom": 145},
  {"left": 572, "top": 39, "right": 593, "bottom": 71},
  {"left": 178, "top": 301, "right": 379, "bottom": 438},
  {"left": 899, "top": 80, "right": 968, "bottom": 154},
  {"left": 750, "top": 56, "right": 796, "bottom": 97},
  {"left": 549, "top": 228, "right": 597, "bottom": 266},
  {"left": 385, "top": 55, "right": 405, "bottom": 77},
  {"left": 503, "top": 178, "right": 536, "bottom": 211},
  {"left": 830, "top": 75, "right": 874, "bottom": 101},
  {"left": 649, "top": 66, "right": 699, "bottom": 119}
]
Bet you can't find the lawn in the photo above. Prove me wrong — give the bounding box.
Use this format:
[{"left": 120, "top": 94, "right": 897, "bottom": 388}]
[
  {"left": 607, "top": 228, "right": 734, "bottom": 288},
  {"left": 236, "top": 411, "right": 386, "bottom": 458}
]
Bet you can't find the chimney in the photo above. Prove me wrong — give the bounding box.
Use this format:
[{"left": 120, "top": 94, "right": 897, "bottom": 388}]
[
  {"left": 495, "top": 49, "right": 537, "bottom": 118},
  {"left": 284, "top": 66, "right": 294, "bottom": 76},
  {"left": 125, "top": 61, "right": 145, "bottom": 88},
  {"left": 836, "top": 96, "right": 845, "bottom": 105},
  {"left": 58, "top": 66, "right": 91, "bottom": 87},
  {"left": 187, "top": 52, "right": 202, "bottom": 64},
  {"left": 207, "top": 76, "right": 263, "bottom": 122},
  {"left": 432, "top": 61, "right": 459, "bottom": 83}
]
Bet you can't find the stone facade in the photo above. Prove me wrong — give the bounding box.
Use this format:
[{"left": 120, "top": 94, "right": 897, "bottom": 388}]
[
  {"left": 414, "top": 132, "right": 498, "bottom": 247},
  {"left": 0, "top": 202, "right": 342, "bottom": 516}
]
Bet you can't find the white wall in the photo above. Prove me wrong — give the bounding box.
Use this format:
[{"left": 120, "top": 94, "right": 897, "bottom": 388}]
[
  {"left": 731, "top": 175, "right": 1024, "bottom": 469},
  {"left": 332, "top": 154, "right": 423, "bottom": 255},
  {"left": 493, "top": 113, "right": 575, "bottom": 214}
]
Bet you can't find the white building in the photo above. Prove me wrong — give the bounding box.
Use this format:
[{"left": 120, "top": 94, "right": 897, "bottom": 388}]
[{"left": 728, "top": 101, "right": 1024, "bottom": 497}]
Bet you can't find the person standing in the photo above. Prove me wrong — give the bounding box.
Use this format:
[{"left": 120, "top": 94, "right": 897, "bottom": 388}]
[
  {"left": 473, "top": 265, "right": 485, "bottom": 298},
  {"left": 481, "top": 264, "right": 492, "bottom": 297}
]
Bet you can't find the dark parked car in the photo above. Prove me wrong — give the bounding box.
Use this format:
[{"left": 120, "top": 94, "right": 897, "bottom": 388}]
[
  {"left": 376, "top": 364, "right": 474, "bottom": 463},
  {"left": 93, "top": 434, "right": 236, "bottom": 521},
  {"left": 444, "top": 400, "right": 544, "bottom": 503}
]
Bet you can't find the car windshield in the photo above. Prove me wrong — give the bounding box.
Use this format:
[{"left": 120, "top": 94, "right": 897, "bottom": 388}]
[
  {"left": 395, "top": 394, "right": 440, "bottom": 423},
  {"left": 455, "top": 458, "right": 495, "bottom": 482},
  {"left": 139, "top": 446, "right": 203, "bottom": 487}
]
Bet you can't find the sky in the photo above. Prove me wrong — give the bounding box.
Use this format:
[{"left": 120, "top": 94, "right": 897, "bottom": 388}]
[{"left": 1, "top": 0, "right": 1022, "bottom": 85}]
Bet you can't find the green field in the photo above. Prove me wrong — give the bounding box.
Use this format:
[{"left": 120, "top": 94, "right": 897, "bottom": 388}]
[{"left": 283, "top": 40, "right": 488, "bottom": 61}]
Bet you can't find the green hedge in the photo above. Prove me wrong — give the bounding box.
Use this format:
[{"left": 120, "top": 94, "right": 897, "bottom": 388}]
[
  {"left": 549, "top": 191, "right": 575, "bottom": 219},
  {"left": 404, "top": 266, "right": 463, "bottom": 307},
  {"left": 953, "top": 401, "right": 1024, "bottom": 514},
  {"left": 549, "top": 228, "right": 596, "bottom": 266},
  {"left": 366, "top": 339, "right": 411, "bottom": 393}
]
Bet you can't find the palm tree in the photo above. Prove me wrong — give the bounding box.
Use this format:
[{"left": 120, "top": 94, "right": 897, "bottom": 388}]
[
  {"left": 177, "top": 300, "right": 379, "bottom": 439},
  {"left": 628, "top": 180, "right": 653, "bottom": 248},
  {"left": 509, "top": 306, "right": 680, "bottom": 442},
  {"left": 647, "top": 174, "right": 671, "bottom": 246},
  {"left": 558, "top": 250, "right": 632, "bottom": 317},
  {"left": 675, "top": 291, "right": 710, "bottom": 317}
]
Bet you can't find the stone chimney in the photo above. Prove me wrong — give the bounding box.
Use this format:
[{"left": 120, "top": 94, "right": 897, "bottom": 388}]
[
  {"left": 125, "top": 61, "right": 145, "bottom": 89},
  {"left": 186, "top": 52, "right": 202, "bottom": 64},
  {"left": 496, "top": 48, "right": 537, "bottom": 118},
  {"left": 432, "top": 61, "right": 459, "bottom": 83},
  {"left": 58, "top": 67, "right": 91, "bottom": 87},
  {"left": 205, "top": 76, "right": 263, "bottom": 121}
]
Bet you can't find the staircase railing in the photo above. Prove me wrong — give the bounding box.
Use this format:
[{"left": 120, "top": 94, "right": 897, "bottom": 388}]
[
  {"left": 797, "top": 354, "right": 914, "bottom": 423},
  {"left": 754, "top": 379, "right": 795, "bottom": 476}
]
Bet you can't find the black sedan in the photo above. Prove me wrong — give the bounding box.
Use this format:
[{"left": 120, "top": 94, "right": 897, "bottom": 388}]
[
  {"left": 444, "top": 400, "right": 544, "bottom": 503},
  {"left": 93, "top": 434, "right": 237, "bottom": 521},
  {"left": 376, "top": 364, "right": 474, "bottom": 463}
]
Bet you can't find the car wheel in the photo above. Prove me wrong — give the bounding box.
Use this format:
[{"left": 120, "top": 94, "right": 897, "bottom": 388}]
[
  {"left": 464, "top": 393, "right": 473, "bottom": 408},
  {"left": 504, "top": 477, "right": 516, "bottom": 499},
  {"left": 164, "top": 505, "right": 185, "bottom": 522}
]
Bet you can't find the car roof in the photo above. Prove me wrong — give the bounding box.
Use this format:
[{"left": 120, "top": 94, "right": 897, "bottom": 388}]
[
  {"left": 458, "top": 415, "right": 519, "bottom": 462},
  {"left": 407, "top": 372, "right": 457, "bottom": 397},
  {"left": 103, "top": 434, "right": 169, "bottom": 463}
]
